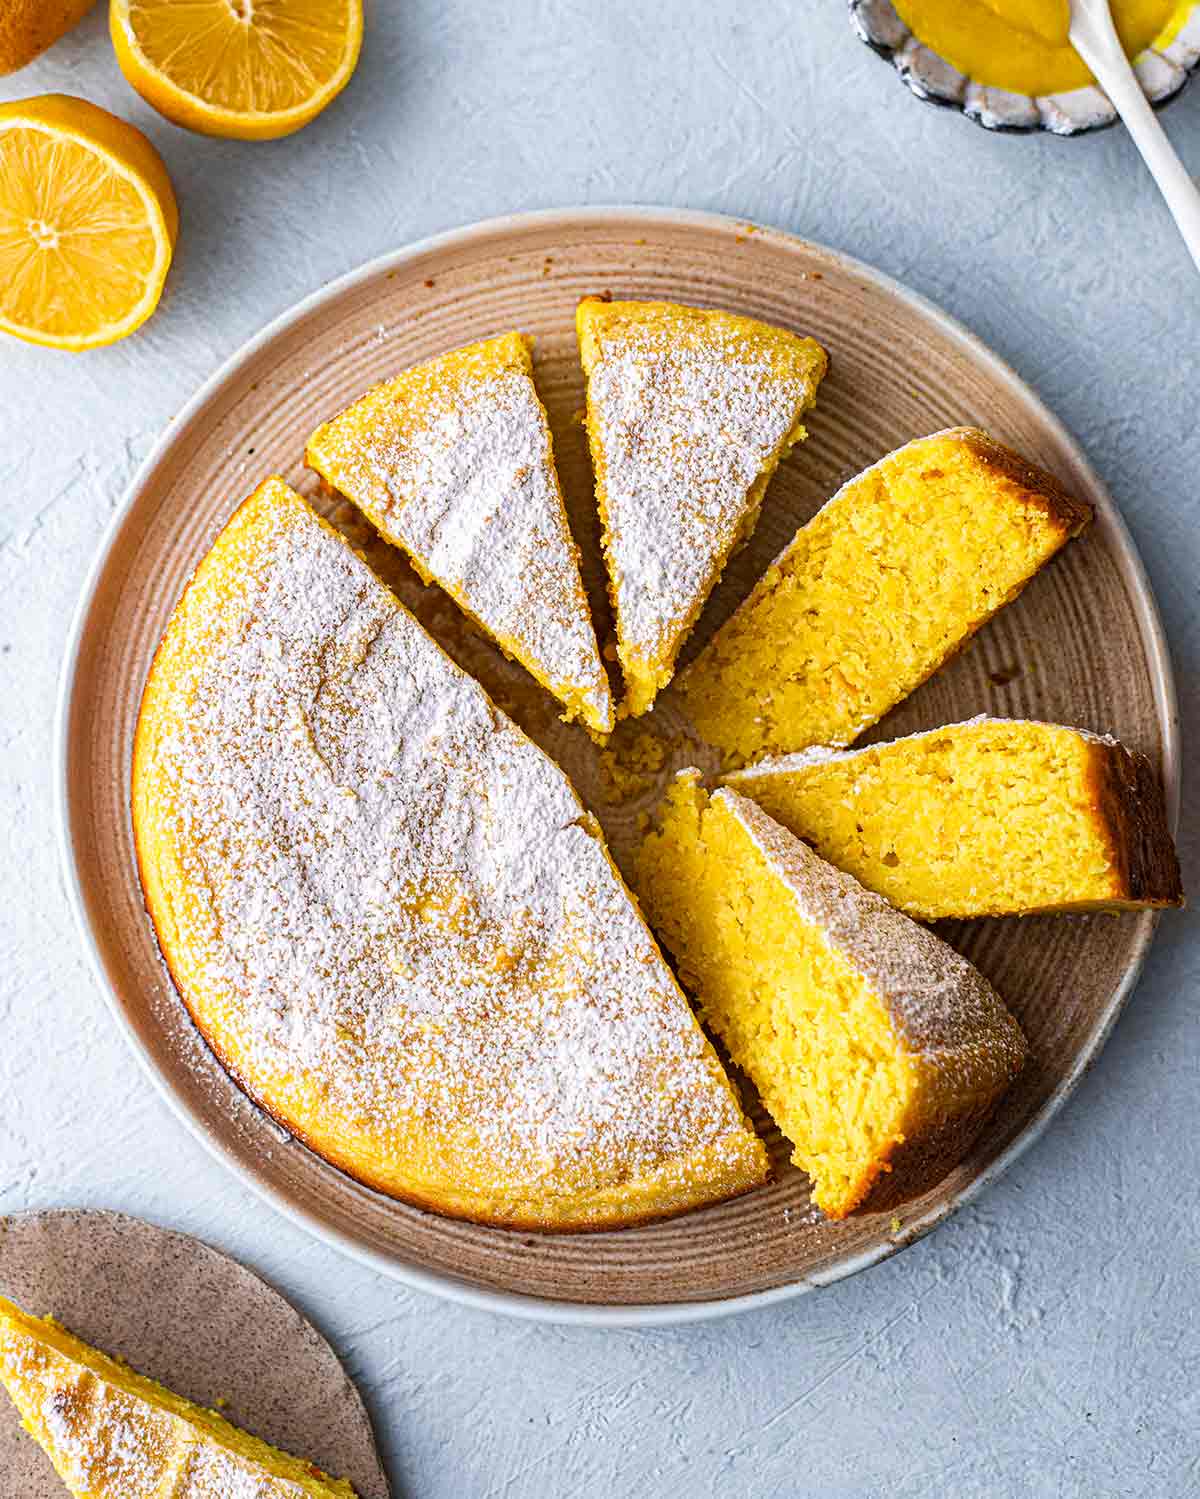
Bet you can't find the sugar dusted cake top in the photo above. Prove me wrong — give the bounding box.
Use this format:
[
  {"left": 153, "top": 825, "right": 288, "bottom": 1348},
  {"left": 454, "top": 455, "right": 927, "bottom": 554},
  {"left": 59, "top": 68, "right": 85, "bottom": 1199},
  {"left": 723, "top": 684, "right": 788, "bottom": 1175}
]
[
  {"left": 577, "top": 297, "right": 827, "bottom": 717},
  {"left": 132, "top": 478, "right": 767, "bottom": 1230},
  {"left": 307, "top": 332, "right": 614, "bottom": 735}
]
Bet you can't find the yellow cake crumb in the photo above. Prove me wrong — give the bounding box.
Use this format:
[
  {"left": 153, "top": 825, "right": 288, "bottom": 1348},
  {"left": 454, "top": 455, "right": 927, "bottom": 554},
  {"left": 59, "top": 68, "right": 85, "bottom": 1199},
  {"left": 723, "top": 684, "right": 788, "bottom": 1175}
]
[
  {"left": 726, "top": 718, "right": 1183, "bottom": 919},
  {"left": 680, "top": 428, "right": 1092, "bottom": 765},
  {"left": 635, "top": 774, "right": 1027, "bottom": 1218},
  {"left": 596, "top": 720, "right": 673, "bottom": 802}
]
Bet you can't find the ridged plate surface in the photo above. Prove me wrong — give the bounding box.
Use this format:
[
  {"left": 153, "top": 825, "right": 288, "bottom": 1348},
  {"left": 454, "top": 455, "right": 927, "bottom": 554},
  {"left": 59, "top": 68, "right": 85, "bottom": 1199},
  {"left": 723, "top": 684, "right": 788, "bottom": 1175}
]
[{"left": 58, "top": 209, "right": 1178, "bottom": 1321}]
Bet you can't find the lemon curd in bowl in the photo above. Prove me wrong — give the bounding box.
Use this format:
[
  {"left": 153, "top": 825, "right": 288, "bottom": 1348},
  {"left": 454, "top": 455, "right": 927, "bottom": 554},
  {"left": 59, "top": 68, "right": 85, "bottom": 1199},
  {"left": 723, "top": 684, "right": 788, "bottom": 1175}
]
[
  {"left": 851, "top": 0, "right": 1200, "bottom": 132},
  {"left": 893, "top": 0, "right": 1187, "bottom": 95}
]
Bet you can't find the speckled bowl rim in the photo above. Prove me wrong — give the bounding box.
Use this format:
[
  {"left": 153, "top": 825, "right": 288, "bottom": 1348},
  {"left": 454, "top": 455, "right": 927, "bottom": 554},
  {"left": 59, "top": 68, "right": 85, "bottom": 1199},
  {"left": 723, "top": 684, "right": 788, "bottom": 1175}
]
[
  {"left": 850, "top": 0, "right": 1200, "bottom": 135},
  {"left": 55, "top": 205, "right": 1180, "bottom": 1327}
]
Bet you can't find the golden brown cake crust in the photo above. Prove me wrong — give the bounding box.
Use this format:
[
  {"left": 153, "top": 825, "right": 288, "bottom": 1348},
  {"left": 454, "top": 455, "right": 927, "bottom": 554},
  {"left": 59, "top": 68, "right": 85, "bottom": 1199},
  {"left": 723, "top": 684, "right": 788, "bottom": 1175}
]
[
  {"left": 944, "top": 426, "right": 1093, "bottom": 538},
  {"left": 1088, "top": 739, "right": 1184, "bottom": 908},
  {"left": 851, "top": 1091, "right": 1003, "bottom": 1216}
]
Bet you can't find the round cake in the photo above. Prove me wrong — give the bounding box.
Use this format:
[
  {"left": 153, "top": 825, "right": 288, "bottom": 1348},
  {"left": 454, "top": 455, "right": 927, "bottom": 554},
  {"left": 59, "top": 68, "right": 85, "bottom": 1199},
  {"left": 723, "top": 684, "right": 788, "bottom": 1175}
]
[
  {"left": 132, "top": 304, "right": 1172, "bottom": 1236},
  {"left": 131, "top": 477, "right": 768, "bottom": 1231}
]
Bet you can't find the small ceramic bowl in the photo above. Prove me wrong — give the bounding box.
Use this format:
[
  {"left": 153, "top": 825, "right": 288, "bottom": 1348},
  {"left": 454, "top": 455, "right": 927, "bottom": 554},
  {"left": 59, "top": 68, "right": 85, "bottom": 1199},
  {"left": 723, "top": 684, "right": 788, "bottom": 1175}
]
[{"left": 850, "top": 0, "right": 1200, "bottom": 134}]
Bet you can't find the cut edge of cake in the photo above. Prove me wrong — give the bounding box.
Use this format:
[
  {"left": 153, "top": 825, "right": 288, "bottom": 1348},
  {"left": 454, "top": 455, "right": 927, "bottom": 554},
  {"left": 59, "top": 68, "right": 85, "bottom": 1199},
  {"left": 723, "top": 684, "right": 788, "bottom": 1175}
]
[
  {"left": 679, "top": 426, "right": 1093, "bottom": 765},
  {"left": 576, "top": 296, "right": 828, "bottom": 720},
  {"left": 635, "top": 771, "right": 1028, "bottom": 1219},
  {"left": 306, "top": 331, "right": 615, "bottom": 737},
  {"left": 725, "top": 716, "right": 1183, "bottom": 918}
]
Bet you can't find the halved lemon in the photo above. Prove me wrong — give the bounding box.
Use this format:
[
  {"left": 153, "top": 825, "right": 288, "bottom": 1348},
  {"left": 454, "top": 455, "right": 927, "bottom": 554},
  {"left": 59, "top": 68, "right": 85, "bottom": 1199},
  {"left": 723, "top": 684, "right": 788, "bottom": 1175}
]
[
  {"left": 110, "top": 0, "right": 364, "bottom": 141},
  {"left": 0, "top": 94, "right": 178, "bottom": 351}
]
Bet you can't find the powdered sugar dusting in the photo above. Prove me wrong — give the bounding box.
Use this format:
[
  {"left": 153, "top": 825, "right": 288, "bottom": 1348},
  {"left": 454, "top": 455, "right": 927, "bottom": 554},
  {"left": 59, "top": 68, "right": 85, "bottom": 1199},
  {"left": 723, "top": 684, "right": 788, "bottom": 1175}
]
[
  {"left": 41, "top": 1379, "right": 175, "bottom": 1494},
  {"left": 307, "top": 340, "right": 613, "bottom": 734},
  {"left": 183, "top": 1441, "right": 314, "bottom": 1495},
  {"left": 716, "top": 789, "right": 1025, "bottom": 1071},
  {"left": 582, "top": 310, "right": 821, "bottom": 677},
  {"left": 136, "top": 481, "right": 757, "bottom": 1218},
  {"left": 0, "top": 1328, "right": 319, "bottom": 1497}
]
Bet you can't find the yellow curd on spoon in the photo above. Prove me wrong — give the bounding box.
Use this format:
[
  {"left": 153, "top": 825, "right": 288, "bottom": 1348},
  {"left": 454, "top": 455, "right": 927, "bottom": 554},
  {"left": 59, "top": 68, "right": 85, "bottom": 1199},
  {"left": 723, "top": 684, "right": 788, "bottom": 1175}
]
[{"left": 891, "top": 0, "right": 1188, "bottom": 94}]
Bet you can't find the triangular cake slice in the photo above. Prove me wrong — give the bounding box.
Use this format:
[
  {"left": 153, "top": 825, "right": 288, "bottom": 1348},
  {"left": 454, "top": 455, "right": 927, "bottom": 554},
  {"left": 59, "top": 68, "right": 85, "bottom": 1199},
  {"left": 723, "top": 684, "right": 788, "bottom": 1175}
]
[
  {"left": 0, "top": 1295, "right": 355, "bottom": 1497},
  {"left": 306, "top": 332, "right": 614, "bottom": 735},
  {"left": 681, "top": 428, "right": 1093, "bottom": 765},
  {"left": 132, "top": 478, "right": 768, "bottom": 1230},
  {"left": 576, "top": 297, "right": 827, "bottom": 718},
  {"left": 726, "top": 718, "right": 1183, "bottom": 919},
  {"left": 636, "top": 774, "right": 1027, "bottom": 1218}
]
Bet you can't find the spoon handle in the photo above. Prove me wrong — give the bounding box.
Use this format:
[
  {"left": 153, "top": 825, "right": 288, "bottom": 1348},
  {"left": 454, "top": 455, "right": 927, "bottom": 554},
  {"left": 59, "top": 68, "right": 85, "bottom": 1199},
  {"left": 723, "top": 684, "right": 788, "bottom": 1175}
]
[{"left": 1070, "top": 3, "right": 1200, "bottom": 273}]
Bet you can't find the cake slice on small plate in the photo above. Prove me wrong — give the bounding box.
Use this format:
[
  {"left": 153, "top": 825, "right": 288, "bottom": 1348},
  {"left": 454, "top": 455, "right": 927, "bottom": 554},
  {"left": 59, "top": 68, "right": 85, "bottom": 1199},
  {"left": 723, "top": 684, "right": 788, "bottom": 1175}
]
[
  {"left": 307, "top": 332, "right": 614, "bottom": 736},
  {"left": 576, "top": 297, "right": 827, "bottom": 718},
  {"left": 726, "top": 718, "right": 1183, "bottom": 919},
  {"left": 0, "top": 1295, "right": 356, "bottom": 1497},
  {"left": 636, "top": 774, "right": 1027, "bottom": 1219},
  {"left": 681, "top": 428, "right": 1093, "bottom": 765}
]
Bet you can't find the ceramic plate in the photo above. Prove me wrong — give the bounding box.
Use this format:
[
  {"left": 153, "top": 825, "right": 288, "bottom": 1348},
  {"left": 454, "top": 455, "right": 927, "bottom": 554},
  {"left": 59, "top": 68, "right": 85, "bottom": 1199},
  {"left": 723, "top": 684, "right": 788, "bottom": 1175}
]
[
  {"left": 0, "top": 1209, "right": 388, "bottom": 1497},
  {"left": 57, "top": 208, "right": 1178, "bottom": 1324}
]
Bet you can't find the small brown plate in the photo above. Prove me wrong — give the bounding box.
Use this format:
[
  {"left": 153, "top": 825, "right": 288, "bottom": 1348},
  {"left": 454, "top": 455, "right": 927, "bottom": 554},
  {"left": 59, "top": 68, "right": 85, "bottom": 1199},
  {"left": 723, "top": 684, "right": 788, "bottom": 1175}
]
[
  {"left": 0, "top": 1209, "right": 389, "bottom": 1497},
  {"left": 56, "top": 208, "right": 1179, "bottom": 1323}
]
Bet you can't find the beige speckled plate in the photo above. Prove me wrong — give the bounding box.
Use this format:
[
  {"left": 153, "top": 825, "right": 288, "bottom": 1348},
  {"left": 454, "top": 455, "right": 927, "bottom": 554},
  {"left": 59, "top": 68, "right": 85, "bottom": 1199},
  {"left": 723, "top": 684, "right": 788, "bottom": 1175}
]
[
  {"left": 56, "top": 208, "right": 1179, "bottom": 1324},
  {"left": 0, "top": 1210, "right": 389, "bottom": 1497}
]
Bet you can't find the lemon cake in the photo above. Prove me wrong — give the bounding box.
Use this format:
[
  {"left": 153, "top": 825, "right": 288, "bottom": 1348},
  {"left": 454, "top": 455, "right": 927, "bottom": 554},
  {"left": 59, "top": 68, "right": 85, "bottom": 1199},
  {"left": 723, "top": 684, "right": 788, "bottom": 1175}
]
[
  {"left": 132, "top": 477, "right": 768, "bottom": 1230},
  {"left": 636, "top": 775, "right": 1027, "bottom": 1218},
  {"left": 576, "top": 296, "right": 828, "bottom": 718},
  {"left": 681, "top": 427, "right": 1093, "bottom": 764},
  {"left": 727, "top": 718, "right": 1183, "bottom": 919},
  {"left": 306, "top": 332, "right": 614, "bottom": 735},
  {"left": 0, "top": 1295, "right": 355, "bottom": 1497}
]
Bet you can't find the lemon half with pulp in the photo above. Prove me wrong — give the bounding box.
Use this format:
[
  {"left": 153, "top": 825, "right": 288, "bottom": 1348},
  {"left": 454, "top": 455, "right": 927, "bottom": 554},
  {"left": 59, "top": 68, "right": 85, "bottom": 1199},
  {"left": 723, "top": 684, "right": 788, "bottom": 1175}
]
[
  {"left": 0, "top": 93, "right": 177, "bottom": 351},
  {"left": 111, "top": 0, "right": 364, "bottom": 141}
]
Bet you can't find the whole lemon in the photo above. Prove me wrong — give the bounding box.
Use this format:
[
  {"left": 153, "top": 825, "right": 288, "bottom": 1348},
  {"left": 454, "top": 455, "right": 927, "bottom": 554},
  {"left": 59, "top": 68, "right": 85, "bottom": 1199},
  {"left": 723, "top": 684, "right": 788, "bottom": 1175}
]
[{"left": 0, "top": 0, "right": 98, "bottom": 75}]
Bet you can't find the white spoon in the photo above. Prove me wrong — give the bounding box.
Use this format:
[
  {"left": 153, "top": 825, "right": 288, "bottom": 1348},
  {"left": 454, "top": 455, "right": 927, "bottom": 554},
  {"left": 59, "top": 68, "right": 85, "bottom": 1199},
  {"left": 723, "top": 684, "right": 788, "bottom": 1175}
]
[{"left": 1068, "top": 0, "right": 1200, "bottom": 272}]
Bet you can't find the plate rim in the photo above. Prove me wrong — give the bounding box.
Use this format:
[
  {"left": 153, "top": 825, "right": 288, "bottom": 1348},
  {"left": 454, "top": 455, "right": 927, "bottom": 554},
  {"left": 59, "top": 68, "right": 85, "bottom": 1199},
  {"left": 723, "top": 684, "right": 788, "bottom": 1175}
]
[{"left": 54, "top": 203, "right": 1181, "bottom": 1327}]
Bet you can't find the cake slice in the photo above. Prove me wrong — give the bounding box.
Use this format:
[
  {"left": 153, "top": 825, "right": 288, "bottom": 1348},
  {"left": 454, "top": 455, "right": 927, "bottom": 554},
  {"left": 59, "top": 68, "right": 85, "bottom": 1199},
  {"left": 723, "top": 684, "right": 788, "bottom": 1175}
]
[
  {"left": 636, "top": 775, "right": 1027, "bottom": 1218},
  {"left": 727, "top": 718, "right": 1183, "bottom": 919},
  {"left": 681, "top": 428, "right": 1093, "bottom": 765},
  {"left": 306, "top": 332, "right": 614, "bottom": 735},
  {"left": 0, "top": 1295, "right": 355, "bottom": 1497},
  {"left": 576, "top": 297, "right": 827, "bottom": 718},
  {"left": 132, "top": 478, "right": 768, "bottom": 1230}
]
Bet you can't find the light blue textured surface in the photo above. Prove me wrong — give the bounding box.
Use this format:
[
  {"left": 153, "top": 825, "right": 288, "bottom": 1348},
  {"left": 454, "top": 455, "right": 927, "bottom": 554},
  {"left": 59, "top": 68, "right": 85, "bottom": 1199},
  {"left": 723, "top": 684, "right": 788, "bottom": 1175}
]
[{"left": 2, "top": 4, "right": 1198, "bottom": 1495}]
